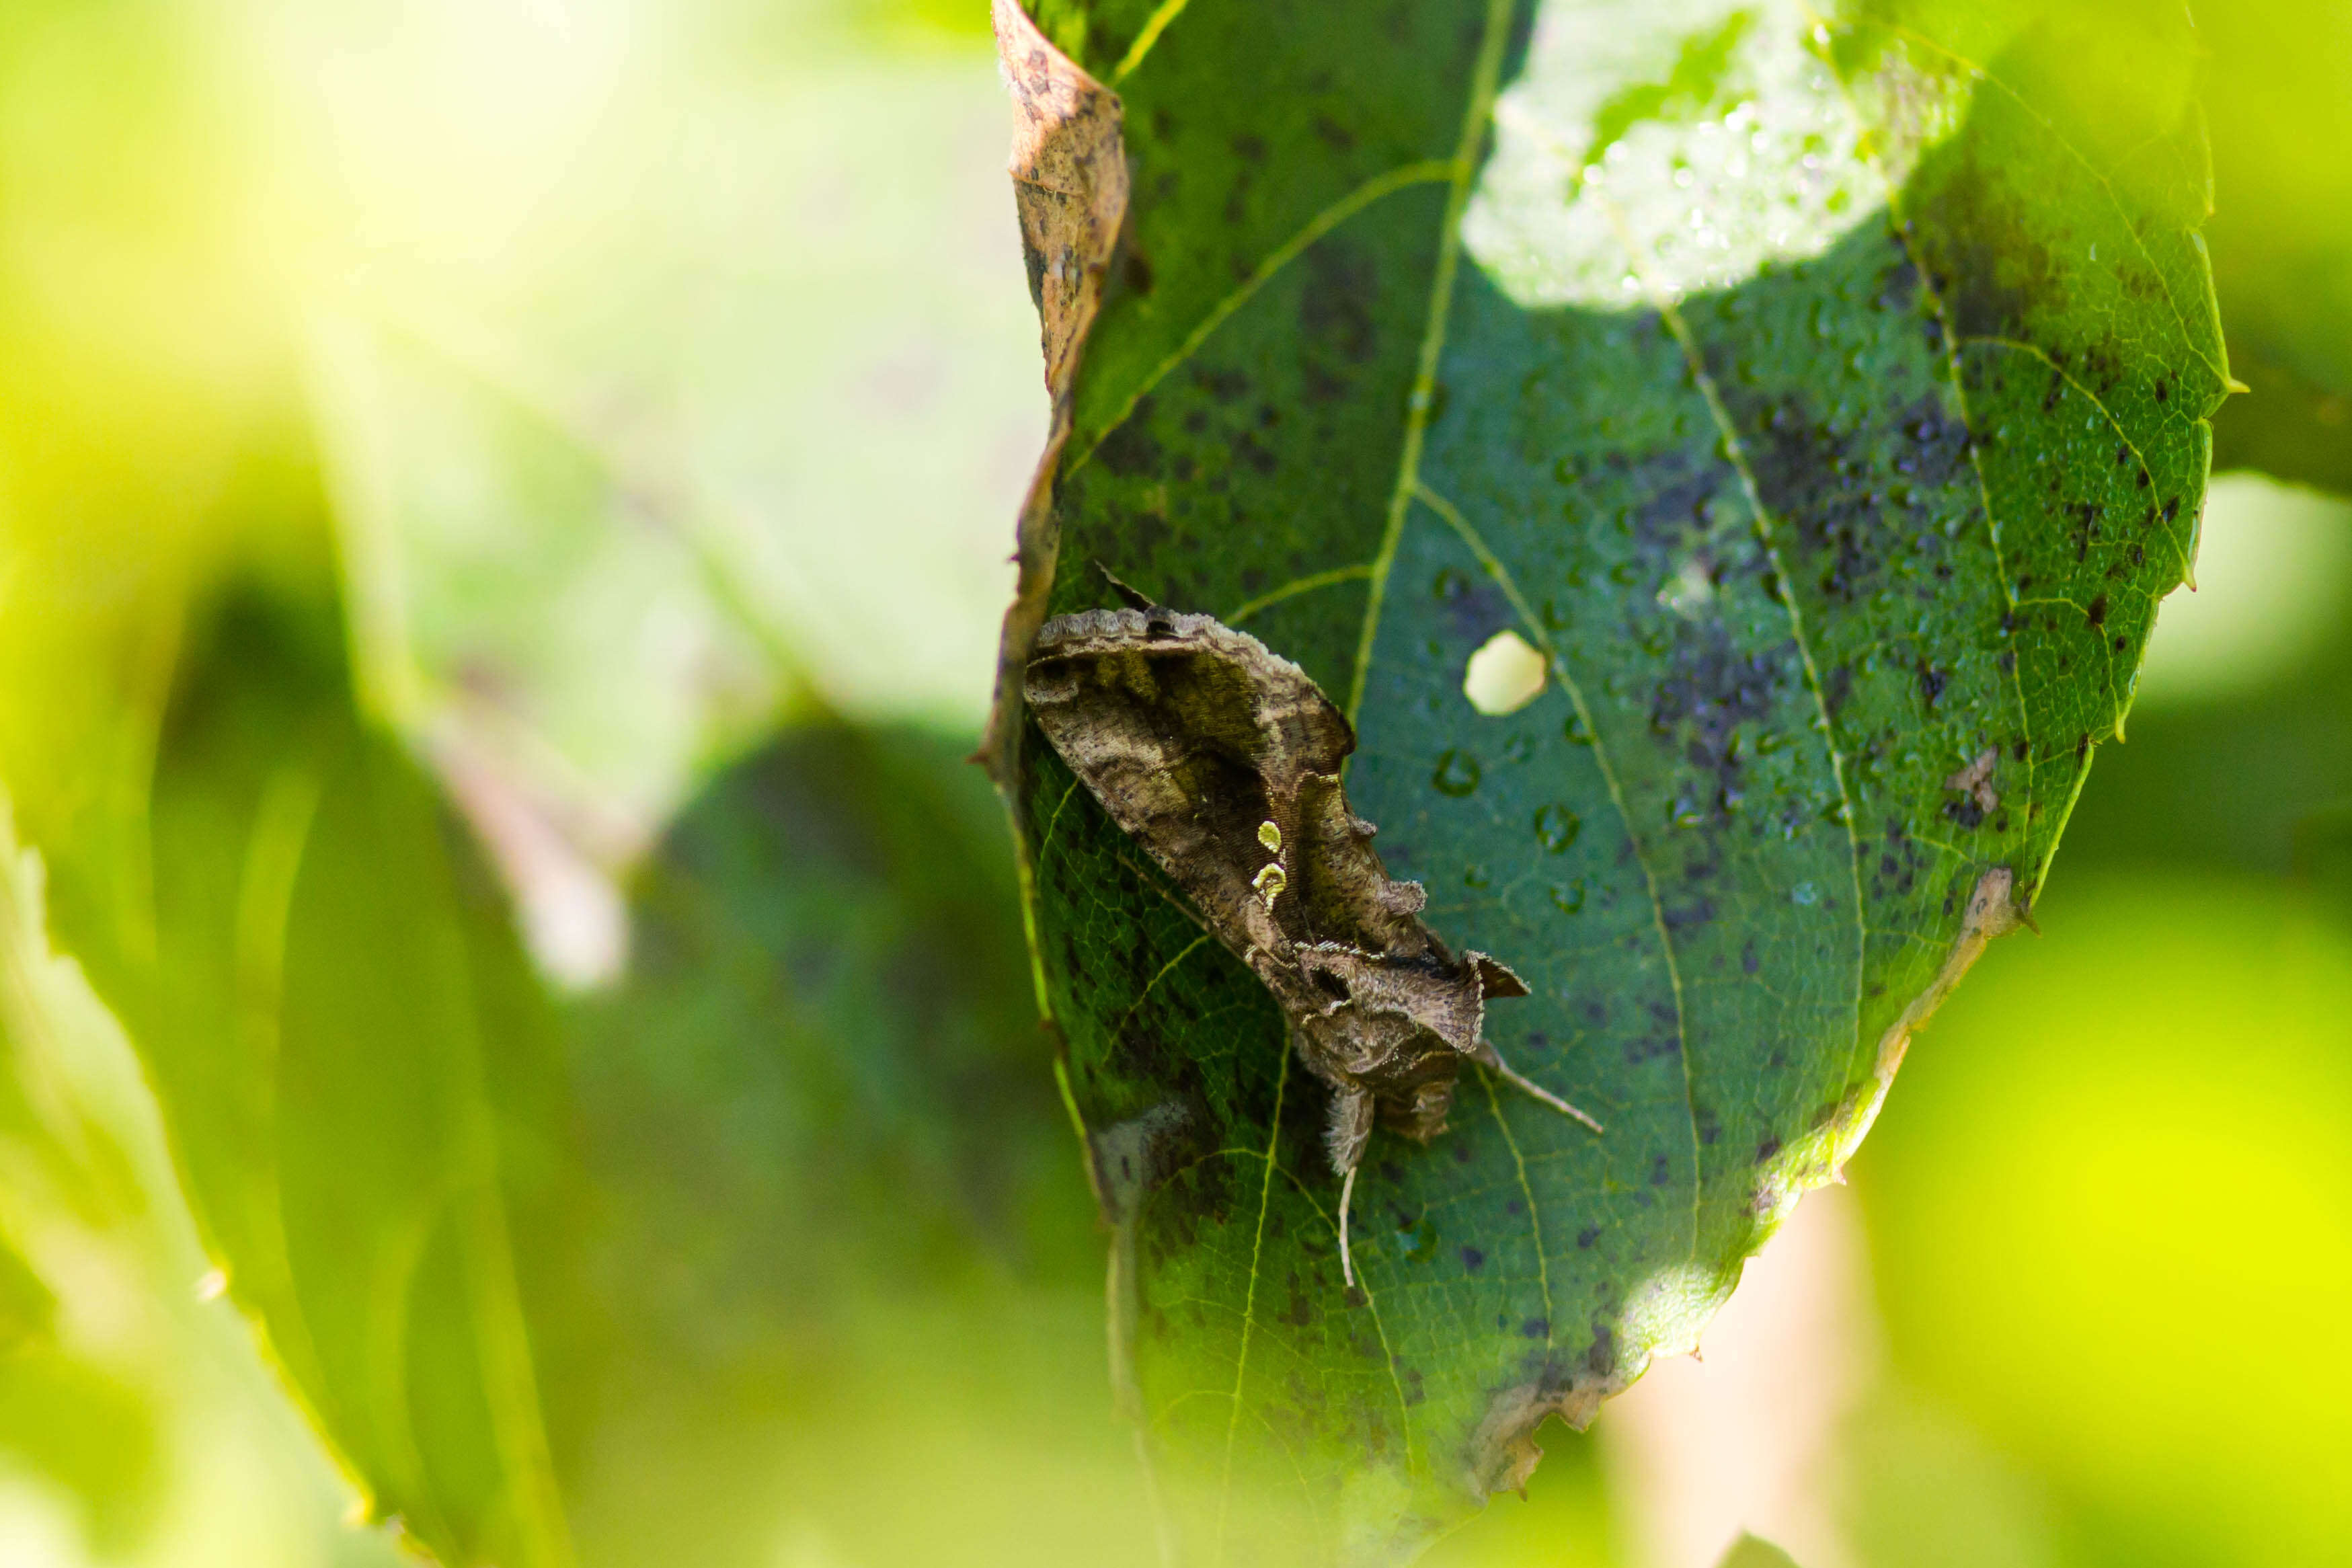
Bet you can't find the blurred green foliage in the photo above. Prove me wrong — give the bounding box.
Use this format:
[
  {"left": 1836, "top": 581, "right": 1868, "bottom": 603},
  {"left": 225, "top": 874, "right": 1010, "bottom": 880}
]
[
  {"left": 1715, "top": 1539, "right": 1801, "bottom": 1568},
  {"left": 0, "top": 0, "right": 2347, "bottom": 1566},
  {"left": 2203, "top": 0, "right": 2352, "bottom": 492}
]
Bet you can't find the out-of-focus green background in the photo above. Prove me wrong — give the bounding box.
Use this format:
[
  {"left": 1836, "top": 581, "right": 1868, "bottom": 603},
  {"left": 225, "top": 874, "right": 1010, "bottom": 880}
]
[{"left": 0, "top": 1, "right": 2347, "bottom": 1565}]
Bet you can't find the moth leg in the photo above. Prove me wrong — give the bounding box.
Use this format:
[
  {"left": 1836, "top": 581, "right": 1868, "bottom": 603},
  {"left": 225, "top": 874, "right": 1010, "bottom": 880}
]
[
  {"left": 1327, "top": 1085, "right": 1374, "bottom": 1288},
  {"left": 1472, "top": 1041, "right": 1604, "bottom": 1134},
  {"left": 1325, "top": 1083, "right": 1376, "bottom": 1174}
]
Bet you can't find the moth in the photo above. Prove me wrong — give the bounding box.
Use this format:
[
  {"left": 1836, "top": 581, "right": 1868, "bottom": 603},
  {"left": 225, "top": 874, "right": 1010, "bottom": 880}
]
[{"left": 1025, "top": 593, "right": 1602, "bottom": 1285}]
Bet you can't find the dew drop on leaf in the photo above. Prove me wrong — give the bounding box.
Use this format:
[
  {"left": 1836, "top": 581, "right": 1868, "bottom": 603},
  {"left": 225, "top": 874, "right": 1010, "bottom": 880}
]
[
  {"left": 1534, "top": 804, "right": 1581, "bottom": 853},
  {"left": 1431, "top": 749, "right": 1482, "bottom": 796}
]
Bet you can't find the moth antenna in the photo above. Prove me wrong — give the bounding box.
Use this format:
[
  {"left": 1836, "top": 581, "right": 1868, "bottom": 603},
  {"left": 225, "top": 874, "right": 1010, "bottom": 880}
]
[
  {"left": 1337, "top": 1163, "right": 1359, "bottom": 1288},
  {"left": 1093, "top": 561, "right": 1157, "bottom": 611},
  {"left": 1477, "top": 1042, "right": 1604, "bottom": 1134}
]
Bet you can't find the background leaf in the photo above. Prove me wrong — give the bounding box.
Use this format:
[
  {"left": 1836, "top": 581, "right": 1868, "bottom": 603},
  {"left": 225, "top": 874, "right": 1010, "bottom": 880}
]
[
  {"left": 558, "top": 719, "right": 1154, "bottom": 1568},
  {"left": 46, "top": 576, "right": 591, "bottom": 1568},
  {"left": 2199, "top": 0, "right": 2352, "bottom": 494},
  {"left": 1, "top": 789, "right": 395, "bottom": 1567},
  {"left": 1007, "top": 0, "right": 2225, "bottom": 1558}
]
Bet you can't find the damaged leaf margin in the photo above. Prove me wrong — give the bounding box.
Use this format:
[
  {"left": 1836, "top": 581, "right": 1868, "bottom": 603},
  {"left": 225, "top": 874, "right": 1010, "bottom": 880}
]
[
  {"left": 978, "top": 0, "right": 1129, "bottom": 795},
  {"left": 1468, "top": 865, "right": 2025, "bottom": 1501}
]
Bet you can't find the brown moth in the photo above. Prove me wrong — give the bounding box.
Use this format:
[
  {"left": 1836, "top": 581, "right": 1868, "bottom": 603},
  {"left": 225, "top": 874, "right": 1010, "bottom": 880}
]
[{"left": 1025, "top": 597, "right": 1601, "bottom": 1284}]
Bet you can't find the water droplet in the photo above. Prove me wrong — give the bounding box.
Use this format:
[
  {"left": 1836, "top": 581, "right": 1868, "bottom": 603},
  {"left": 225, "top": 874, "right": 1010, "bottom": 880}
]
[
  {"left": 1433, "top": 567, "right": 1471, "bottom": 601},
  {"left": 1464, "top": 863, "right": 1491, "bottom": 889},
  {"left": 1564, "top": 712, "right": 1595, "bottom": 746},
  {"left": 1432, "top": 750, "right": 1482, "bottom": 796},
  {"left": 1534, "top": 805, "right": 1581, "bottom": 853},
  {"left": 1791, "top": 881, "right": 1821, "bottom": 906},
  {"left": 1550, "top": 880, "right": 1587, "bottom": 914}
]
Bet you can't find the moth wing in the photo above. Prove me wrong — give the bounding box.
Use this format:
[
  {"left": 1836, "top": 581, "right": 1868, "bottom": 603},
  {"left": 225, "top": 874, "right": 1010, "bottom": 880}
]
[
  {"left": 1025, "top": 609, "right": 1314, "bottom": 955},
  {"left": 1469, "top": 953, "right": 1529, "bottom": 999},
  {"left": 1290, "top": 772, "right": 1434, "bottom": 957}
]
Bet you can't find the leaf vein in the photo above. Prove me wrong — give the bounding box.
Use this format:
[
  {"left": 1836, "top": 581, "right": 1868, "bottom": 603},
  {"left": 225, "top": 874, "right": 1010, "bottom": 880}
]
[
  {"left": 1346, "top": 0, "right": 1519, "bottom": 724},
  {"left": 1651, "top": 294, "right": 1873, "bottom": 1101},
  {"left": 1476, "top": 1066, "right": 1553, "bottom": 1350},
  {"left": 1226, "top": 563, "right": 1375, "bottom": 626},
  {"left": 1856, "top": 13, "right": 2229, "bottom": 391},
  {"left": 1411, "top": 479, "right": 1699, "bottom": 1264},
  {"left": 1111, "top": 0, "right": 1191, "bottom": 83},
  {"left": 1961, "top": 332, "right": 2197, "bottom": 583},
  {"left": 1067, "top": 159, "right": 1458, "bottom": 475},
  {"left": 1214, "top": 1038, "right": 1288, "bottom": 1565}
]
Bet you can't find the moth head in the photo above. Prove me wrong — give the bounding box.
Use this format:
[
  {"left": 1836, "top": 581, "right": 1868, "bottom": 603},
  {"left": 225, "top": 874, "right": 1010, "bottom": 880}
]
[{"left": 1025, "top": 658, "right": 1083, "bottom": 705}]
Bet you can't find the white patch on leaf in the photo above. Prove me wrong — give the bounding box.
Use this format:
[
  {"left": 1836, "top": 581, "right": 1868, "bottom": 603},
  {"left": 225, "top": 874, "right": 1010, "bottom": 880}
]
[{"left": 1464, "top": 629, "right": 1548, "bottom": 715}]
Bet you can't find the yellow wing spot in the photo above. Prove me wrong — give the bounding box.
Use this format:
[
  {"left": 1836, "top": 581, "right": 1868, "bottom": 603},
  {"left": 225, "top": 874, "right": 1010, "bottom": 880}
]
[
  {"left": 1252, "top": 861, "right": 1287, "bottom": 910},
  {"left": 1258, "top": 820, "right": 1282, "bottom": 851}
]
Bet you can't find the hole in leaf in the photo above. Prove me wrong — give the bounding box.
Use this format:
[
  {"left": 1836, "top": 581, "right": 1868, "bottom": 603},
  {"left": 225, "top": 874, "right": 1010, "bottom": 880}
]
[{"left": 1463, "top": 629, "right": 1546, "bottom": 715}]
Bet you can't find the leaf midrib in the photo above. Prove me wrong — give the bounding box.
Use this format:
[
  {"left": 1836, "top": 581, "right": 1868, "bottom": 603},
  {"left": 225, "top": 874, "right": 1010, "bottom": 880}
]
[{"left": 1347, "top": 0, "right": 1524, "bottom": 726}]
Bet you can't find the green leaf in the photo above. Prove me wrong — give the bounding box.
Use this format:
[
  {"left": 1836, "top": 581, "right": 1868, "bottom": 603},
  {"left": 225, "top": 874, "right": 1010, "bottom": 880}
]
[
  {"left": 559, "top": 721, "right": 1157, "bottom": 1567},
  {"left": 0, "top": 1232, "right": 52, "bottom": 1351},
  {"left": 52, "top": 580, "right": 588, "bottom": 1568},
  {"left": 0, "top": 1339, "right": 162, "bottom": 1553},
  {"left": 2298, "top": 803, "right": 2352, "bottom": 926},
  {"left": 998, "top": 0, "right": 2225, "bottom": 1559},
  {"left": 570, "top": 716, "right": 1097, "bottom": 1321},
  {"left": 1717, "top": 1534, "right": 1803, "bottom": 1568}
]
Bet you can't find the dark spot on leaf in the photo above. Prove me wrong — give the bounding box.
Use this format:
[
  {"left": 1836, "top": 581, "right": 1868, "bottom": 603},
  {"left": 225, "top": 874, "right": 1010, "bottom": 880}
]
[
  {"left": 1095, "top": 403, "right": 1163, "bottom": 478},
  {"left": 1312, "top": 115, "right": 1356, "bottom": 152},
  {"left": 1302, "top": 241, "right": 1378, "bottom": 365}
]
